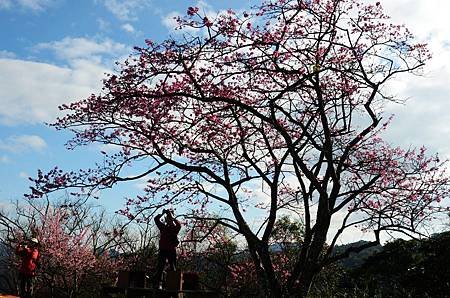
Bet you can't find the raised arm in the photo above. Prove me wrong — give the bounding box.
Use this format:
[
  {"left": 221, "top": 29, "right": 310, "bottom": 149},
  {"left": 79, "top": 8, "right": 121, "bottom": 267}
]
[
  {"left": 154, "top": 212, "right": 164, "bottom": 230},
  {"left": 15, "top": 244, "right": 24, "bottom": 255},
  {"left": 15, "top": 243, "right": 30, "bottom": 256},
  {"left": 166, "top": 210, "right": 181, "bottom": 232}
]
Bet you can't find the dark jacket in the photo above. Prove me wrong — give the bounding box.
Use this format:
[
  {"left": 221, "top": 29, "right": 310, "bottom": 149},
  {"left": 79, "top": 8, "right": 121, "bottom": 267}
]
[{"left": 155, "top": 214, "right": 181, "bottom": 251}]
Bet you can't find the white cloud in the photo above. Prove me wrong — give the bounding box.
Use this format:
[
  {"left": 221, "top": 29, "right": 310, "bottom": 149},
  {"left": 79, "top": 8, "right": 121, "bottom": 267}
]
[
  {"left": 0, "top": 50, "right": 16, "bottom": 59},
  {"left": 375, "top": 0, "right": 450, "bottom": 158},
  {"left": 380, "top": 0, "right": 450, "bottom": 41},
  {"left": 35, "top": 37, "right": 128, "bottom": 63},
  {"left": 0, "top": 58, "right": 107, "bottom": 125},
  {"left": 0, "top": 37, "right": 129, "bottom": 125},
  {"left": 18, "top": 0, "right": 55, "bottom": 11},
  {"left": 0, "top": 0, "right": 57, "bottom": 11},
  {"left": 121, "top": 23, "right": 135, "bottom": 33},
  {"left": 99, "top": 0, "right": 151, "bottom": 21},
  {"left": 0, "top": 135, "right": 47, "bottom": 152}
]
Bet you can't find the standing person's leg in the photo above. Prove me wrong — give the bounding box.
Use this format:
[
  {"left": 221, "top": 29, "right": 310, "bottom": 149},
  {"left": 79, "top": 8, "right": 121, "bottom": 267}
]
[
  {"left": 25, "top": 276, "right": 33, "bottom": 298},
  {"left": 167, "top": 249, "right": 177, "bottom": 271},
  {"left": 18, "top": 273, "right": 26, "bottom": 298},
  {"left": 153, "top": 250, "right": 167, "bottom": 289}
]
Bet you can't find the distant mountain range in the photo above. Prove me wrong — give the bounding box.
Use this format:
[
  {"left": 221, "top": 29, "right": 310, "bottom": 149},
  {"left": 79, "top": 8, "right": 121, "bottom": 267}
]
[
  {"left": 268, "top": 240, "right": 383, "bottom": 269},
  {"left": 333, "top": 240, "right": 383, "bottom": 268}
]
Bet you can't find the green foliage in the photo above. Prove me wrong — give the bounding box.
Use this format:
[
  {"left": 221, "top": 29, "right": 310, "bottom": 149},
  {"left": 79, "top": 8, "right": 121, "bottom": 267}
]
[
  {"left": 308, "top": 263, "right": 346, "bottom": 297},
  {"left": 270, "top": 215, "right": 304, "bottom": 247}
]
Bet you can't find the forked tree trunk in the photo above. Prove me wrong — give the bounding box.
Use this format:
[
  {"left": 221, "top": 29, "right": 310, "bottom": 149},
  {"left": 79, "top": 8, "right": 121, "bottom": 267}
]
[
  {"left": 247, "top": 241, "right": 284, "bottom": 297},
  {"left": 296, "top": 264, "right": 317, "bottom": 298},
  {"left": 288, "top": 217, "right": 330, "bottom": 297}
]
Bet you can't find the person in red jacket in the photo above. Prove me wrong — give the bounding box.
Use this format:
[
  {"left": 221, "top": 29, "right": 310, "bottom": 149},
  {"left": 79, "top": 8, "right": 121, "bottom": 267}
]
[
  {"left": 15, "top": 237, "right": 39, "bottom": 298},
  {"left": 152, "top": 209, "right": 181, "bottom": 289}
]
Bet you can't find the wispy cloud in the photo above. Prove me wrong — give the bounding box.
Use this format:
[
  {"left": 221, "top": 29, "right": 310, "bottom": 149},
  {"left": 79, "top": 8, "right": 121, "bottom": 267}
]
[
  {"left": 121, "top": 23, "right": 135, "bottom": 33},
  {"left": 0, "top": 50, "right": 16, "bottom": 59},
  {"left": 35, "top": 36, "right": 128, "bottom": 63},
  {"left": 97, "top": 18, "right": 111, "bottom": 32},
  {"left": 0, "top": 0, "right": 12, "bottom": 10},
  {"left": 0, "top": 0, "right": 58, "bottom": 11},
  {"left": 0, "top": 135, "right": 47, "bottom": 152},
  {"left": 98, "top": 0, "right": 151, "bottom": 21}
]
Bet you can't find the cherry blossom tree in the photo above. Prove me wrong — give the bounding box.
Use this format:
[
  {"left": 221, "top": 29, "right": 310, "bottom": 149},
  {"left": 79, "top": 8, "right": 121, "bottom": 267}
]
[
  {"left": 0, "top": 197, "right": 125, "bottom": 297},
  {"left": 27, "top": 0, "right": 450, "bottom": 296}
]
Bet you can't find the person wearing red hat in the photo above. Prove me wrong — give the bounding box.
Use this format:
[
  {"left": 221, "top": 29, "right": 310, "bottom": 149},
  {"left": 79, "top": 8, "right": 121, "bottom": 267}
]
[{"left": 15, "top": 238, "right": 39, "bottom": 298}]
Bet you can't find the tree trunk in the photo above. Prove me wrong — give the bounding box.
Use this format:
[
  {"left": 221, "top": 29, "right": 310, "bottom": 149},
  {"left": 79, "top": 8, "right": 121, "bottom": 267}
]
[
  {"left": 259, "top": 249, "right": 285, "bottom": 297},
  {"left": 296, "top": 263, "right": 317, "bottom": 298},
  {"left": 289, "top": 207, "right": 330, "bottom": 297},
  {"left": 247, "top": 238, "right": 285, "bottom": 297}
]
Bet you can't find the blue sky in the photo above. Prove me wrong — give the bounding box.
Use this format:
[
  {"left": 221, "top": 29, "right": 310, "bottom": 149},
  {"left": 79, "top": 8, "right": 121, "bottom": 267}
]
[
  {"left": 1, "top": 0, "right": 450, "bottom": 242},
  {"left": 0, "top": 0, "right": 258, "bottom": 212}
]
